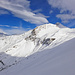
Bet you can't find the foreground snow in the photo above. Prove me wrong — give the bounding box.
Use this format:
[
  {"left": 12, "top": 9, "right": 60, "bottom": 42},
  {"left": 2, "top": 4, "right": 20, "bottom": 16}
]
[
  {"left": 0, "top": 38, "right": 75, "bottom": 75},
  {"left": 0, "top": 23, "right": 75, "bottom": 75}
]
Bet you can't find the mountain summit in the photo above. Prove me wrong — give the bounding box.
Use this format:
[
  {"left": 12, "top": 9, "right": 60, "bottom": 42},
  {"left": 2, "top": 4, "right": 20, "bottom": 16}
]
[
  {"left": 56, "top": 22, "right": 67, "bottom": 28},
  {"left": 0, "top": 23, "right": 75, "bottom": 75}
]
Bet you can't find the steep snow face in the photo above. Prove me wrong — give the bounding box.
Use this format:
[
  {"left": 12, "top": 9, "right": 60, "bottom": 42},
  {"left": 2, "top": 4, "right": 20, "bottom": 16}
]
[{"left": 0, "top": 23, "right": 75, "bottom": 72}]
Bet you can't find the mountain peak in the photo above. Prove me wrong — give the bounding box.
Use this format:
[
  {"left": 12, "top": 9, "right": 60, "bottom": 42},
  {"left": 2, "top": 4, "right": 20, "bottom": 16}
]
[
  {"left": 55, "top": 22, "right": 67, "bottom": 28},
  {"left": 0, "top": 22, "right": 75, "bottom": 74}
]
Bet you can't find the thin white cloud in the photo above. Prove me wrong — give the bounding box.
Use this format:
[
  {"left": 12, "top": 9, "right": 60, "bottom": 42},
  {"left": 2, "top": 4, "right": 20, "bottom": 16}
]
[
  {"left": 0, "top": 24, "right": 31, "bottom": 34},
  {"left": 4, "top": 26, "right": 31, "bottom": 35},
  {"left": 5, "top": 28, "right": 26, "bottom": 35},
  {"left": 48, "top": 0, "right": 75, "bottom": 14},
  {"left": 0, "top": 29, "right": 6, "bottom": 34},
  {"left": 0, "top": 10, "right": 9, "bottom": 15},
  {"left": 0, "top": 27, "right": 27, "bottom": 35},
  {"left": 0, "top": 25, "right": 19, "bottom": 28},
  {"left": 0, "top": 25, "right": 10, "bottom": 27},
  {"left": 0, "top": 0, "right": 48, "bottom": 25},
  {"left": 12, "top": 26, "right": 19, "bottom": 29},
  {"left": 49, "top": 10, "right": 53, "bottom": 14},
  {"left": 56, "top": 14, "right": 75, "bottom": 23},
  {"left": 48, "top": 0, "right": 75, "bottom": 23},
  {"left": 35, "top": 13, "right": 50, "bottom": 18},
  {"left": 33, "top": 9, "right": 42, "bottom": 13},
  {"left": 66, "top": 20, "right": 75, "bottom": 28}
]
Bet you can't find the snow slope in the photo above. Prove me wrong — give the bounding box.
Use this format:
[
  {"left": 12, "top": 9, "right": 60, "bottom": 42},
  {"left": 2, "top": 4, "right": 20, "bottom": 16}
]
[{"left": 0, "top": 23, "right": 75, "bottom": 75}]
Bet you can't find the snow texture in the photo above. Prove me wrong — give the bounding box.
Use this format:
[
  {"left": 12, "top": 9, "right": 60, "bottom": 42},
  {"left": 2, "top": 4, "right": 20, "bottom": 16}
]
[{"left": 0, "top": 23, "right": 75, "bottom": 75}]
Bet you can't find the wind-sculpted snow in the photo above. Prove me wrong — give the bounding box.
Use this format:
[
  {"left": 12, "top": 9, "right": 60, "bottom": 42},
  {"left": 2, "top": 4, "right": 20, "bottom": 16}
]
[{"left": 0, "top": 23, "right": 75, "bottom": 75}]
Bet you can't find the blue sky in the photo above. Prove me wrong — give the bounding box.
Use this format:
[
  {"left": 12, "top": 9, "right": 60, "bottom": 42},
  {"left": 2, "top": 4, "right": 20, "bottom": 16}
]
[{"left": 0, "top": 0, "right": 75, "bottom": 34}]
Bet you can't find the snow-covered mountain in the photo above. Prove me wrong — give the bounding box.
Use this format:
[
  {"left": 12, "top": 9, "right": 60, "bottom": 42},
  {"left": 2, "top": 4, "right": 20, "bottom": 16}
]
[
  {"left": 0, "top": 29, "right": 7, "bottom": 37},
  {"left": 0, "top": 23, "right": 75, "bottom": 75}
]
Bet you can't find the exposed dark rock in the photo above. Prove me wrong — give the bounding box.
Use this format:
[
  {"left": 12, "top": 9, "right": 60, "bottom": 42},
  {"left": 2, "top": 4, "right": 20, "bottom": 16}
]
[{"left": 0, "top": 60, "right": 5, "bottom": 65}]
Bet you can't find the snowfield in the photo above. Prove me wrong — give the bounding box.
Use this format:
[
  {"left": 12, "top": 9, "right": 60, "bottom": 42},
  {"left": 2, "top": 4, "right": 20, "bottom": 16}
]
[{"left": 0, "top": 23, "right": 75, "bottom": 75}]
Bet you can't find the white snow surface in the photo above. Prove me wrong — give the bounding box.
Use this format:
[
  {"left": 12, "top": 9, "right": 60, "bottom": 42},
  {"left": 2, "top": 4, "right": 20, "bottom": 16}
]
[{"left": 0, "top": 23, "right": 75, "bottom": 75}]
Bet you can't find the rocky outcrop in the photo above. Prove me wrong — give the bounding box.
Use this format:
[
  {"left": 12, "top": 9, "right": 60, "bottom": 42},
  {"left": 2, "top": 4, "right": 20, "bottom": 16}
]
[{"left": 42, "top": 38, "right": 55, "bottom": 45}]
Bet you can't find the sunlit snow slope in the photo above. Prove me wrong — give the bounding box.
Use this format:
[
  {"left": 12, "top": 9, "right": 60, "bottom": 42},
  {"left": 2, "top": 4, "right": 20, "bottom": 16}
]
[{"left": 0, "top": 23, "right": 75, "bottom": 75}]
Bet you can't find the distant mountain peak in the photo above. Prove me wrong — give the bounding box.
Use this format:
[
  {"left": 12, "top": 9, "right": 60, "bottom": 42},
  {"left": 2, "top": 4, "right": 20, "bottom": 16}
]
[
  {"left": 0, "top": 29, "right": 8, "bottom": 37},
  {"left": 55, "top": 22, "right": 67, "bottom": 28}
]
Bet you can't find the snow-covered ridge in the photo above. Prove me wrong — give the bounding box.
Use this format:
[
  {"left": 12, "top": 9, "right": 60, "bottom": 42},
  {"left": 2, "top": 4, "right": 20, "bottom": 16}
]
[{"left": 0, "top": 23, "right": 75, "bottom": 72}]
